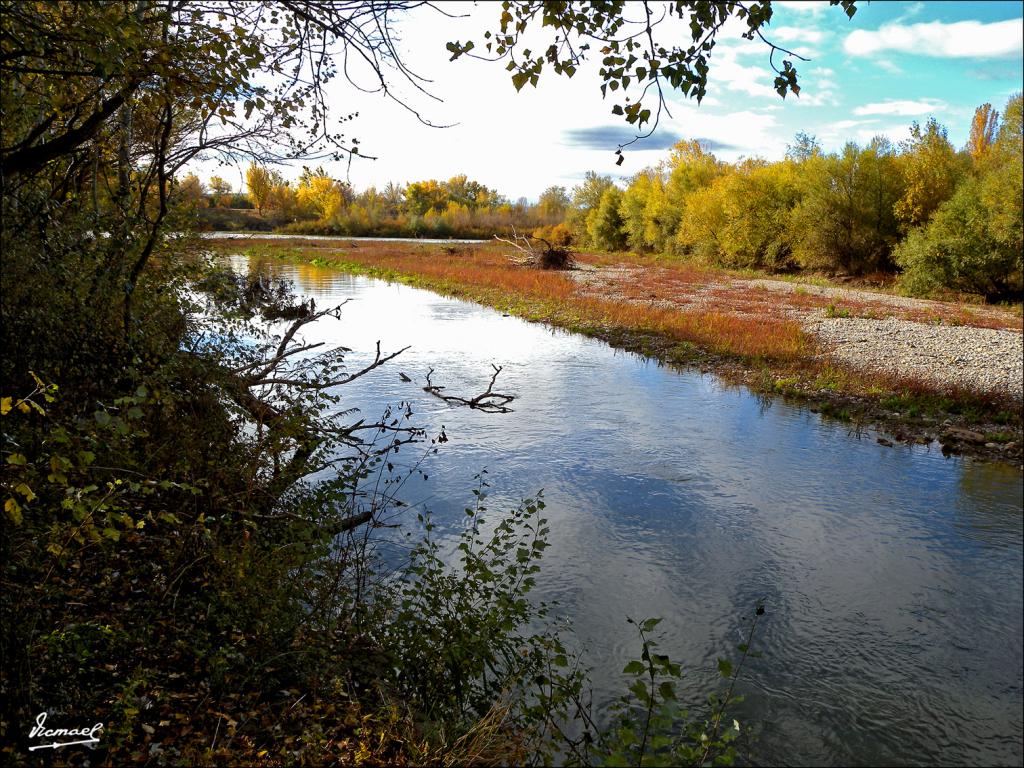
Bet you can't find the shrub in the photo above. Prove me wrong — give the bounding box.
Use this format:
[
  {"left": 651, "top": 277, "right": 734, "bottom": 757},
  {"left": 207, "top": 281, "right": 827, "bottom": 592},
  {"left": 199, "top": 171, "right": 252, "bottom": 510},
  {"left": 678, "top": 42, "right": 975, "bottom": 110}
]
[
  {"left": 895, "top": 171, "right": 1023, "bottom": 299},
  {"left": 587, "top": 186, "right": 628, "bottom": 251},
  {"left": 789, "top": 142, "right": 903, "bottom": 274}
]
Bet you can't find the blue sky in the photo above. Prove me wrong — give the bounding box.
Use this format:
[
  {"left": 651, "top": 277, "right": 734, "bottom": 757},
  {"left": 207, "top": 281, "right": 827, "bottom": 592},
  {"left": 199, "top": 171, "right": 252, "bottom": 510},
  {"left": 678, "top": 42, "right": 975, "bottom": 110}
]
[{"left": 191, "top": 1, "right": 1023, "bottom": 200}]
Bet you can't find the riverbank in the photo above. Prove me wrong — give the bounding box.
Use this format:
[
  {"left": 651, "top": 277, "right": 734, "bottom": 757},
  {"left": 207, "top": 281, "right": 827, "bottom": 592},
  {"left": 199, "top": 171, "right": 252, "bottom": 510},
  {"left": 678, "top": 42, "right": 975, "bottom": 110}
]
[{"left": 206, "top": 238, "right": 1023, "bottom": 464}]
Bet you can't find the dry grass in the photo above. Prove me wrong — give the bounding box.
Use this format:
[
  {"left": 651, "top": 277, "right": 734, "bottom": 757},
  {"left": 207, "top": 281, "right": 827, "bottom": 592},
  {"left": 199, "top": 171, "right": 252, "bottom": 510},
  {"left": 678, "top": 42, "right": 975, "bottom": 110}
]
[{"left": 213, "top": 239, "right": 809, "bottom": 363}]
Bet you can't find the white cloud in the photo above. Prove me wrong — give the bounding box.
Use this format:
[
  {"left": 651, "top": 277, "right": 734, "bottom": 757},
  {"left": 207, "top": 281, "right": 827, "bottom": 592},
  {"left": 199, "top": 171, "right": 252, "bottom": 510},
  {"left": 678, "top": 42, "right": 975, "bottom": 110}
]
[
  {"left": 853, "top": 99, "right": 946, "bottom": 117},
  {"left": 775, "top": 1, "right": 831, "bottom": 16},
  {"left": 894, "top": 2, "right": 925, "bottom": 23},
  {"left": 795, "top": 79, "right": 838, "bottom": 107},
  {"left": 782, "top": 64, "right": 839, "bottom": 107},
  {"left": 657, "top": 107, "right": 785, "bottom": 161},
  {"left": 875, "top": 58, "right": 903, "bottom": 75},
  {"left": 831, "top": 119, "right": 874, "bottom": 131},
  {"left": 844, "top": 18, "right": 1024, "bottom": 59},
  {"left": 771, "top": 25, "right": 826, "bottom": 44}
]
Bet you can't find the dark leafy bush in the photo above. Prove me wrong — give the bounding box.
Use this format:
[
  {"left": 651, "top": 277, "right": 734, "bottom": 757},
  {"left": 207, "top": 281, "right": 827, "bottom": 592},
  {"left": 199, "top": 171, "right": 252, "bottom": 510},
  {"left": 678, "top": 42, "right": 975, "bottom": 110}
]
[{"left": 895, "top": 168, "right": 1023, "bottom": 300}]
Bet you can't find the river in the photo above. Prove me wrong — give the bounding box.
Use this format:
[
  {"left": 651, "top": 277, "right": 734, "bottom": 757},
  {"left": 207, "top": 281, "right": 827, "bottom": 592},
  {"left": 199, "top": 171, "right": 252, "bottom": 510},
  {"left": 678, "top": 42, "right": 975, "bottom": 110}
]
[{"left": 231, "top": 254, "right": 1023, "bottom": 766}]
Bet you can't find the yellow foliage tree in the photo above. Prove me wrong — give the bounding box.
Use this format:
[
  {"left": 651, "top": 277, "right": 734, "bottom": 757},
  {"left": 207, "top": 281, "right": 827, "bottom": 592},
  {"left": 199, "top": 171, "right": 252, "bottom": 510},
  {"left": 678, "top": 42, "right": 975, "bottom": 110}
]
[
  {"left": 176, "top": 173, "right": 206, "bottom": 208},
  {"left": 209, "top": 176, "right": 233, "bottom": 198},
  {"left": 967, "top": 103, "right": 999, "bottom": 163},
  {"left": 269, "top": 182, "right": 299, "bottom": 218},
  {"left": 297, "top": 174, "right": 347, "bottom": 220},
  {"left": 894, "top": 118, "right": 965, "bottom": 229},
  {"left": 246, "top": 163, "right": 273, "bottom": 215}
]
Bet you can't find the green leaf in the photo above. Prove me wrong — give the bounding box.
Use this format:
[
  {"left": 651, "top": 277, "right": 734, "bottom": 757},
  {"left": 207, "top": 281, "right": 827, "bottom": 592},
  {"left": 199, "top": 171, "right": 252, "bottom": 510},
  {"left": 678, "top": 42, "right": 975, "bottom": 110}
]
[
  {"left": 14, "top": 483, "right": 36, "bottom": 501},
  {"left": 640, "top": 617, "right": 662, "bottom": 632},
  {"left": 717, "top": 658, "right": 733, "bottom": 678},
  {"left": 623, "top": 660, "right": 645, "bottom": 675},
  {"left": 628, "top": 679, "right": 649, "bottom": 701},
  {"left": 5, "top": 497, "right": 23, "bottom": 525}
]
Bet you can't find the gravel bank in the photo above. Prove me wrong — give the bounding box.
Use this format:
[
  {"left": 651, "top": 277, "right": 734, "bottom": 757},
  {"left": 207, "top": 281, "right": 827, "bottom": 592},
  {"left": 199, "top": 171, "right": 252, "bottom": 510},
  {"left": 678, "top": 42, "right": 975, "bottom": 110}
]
[
  {"left": 571, "top": 263, "right": 1023, "bottom": 402},
  {"left": 805, "top": 315, "right": 1023, "bottom": 401}
]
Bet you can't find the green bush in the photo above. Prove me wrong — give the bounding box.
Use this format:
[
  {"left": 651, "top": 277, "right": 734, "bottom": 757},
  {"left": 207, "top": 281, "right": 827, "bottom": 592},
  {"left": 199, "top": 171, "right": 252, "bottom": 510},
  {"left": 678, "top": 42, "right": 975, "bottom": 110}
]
[
  {"left": 895, "top": 169, "right": 1023, "bottom": 299},
  {"left": 789, "top": 142, "right": 904, "bottom": 275},
  {"left": 588, "top": 186, "right": 628, "bottom": 251}
]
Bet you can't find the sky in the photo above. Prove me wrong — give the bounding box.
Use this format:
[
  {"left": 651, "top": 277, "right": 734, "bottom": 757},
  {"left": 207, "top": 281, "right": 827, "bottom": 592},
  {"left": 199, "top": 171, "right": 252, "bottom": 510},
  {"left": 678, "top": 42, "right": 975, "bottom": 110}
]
[{"left": 193, "top": 1, "right": 1024, "bottom": 201}]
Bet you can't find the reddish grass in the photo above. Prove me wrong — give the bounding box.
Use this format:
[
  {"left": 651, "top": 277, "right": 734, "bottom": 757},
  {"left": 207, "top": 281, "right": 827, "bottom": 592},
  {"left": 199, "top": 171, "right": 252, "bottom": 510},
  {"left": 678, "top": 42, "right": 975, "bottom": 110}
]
[
  {"left": 215, "top": 239, "right": 810, "bottom": 362},
  {"left": 209, "top": 238, "right": 1019, "bottom": 414}
]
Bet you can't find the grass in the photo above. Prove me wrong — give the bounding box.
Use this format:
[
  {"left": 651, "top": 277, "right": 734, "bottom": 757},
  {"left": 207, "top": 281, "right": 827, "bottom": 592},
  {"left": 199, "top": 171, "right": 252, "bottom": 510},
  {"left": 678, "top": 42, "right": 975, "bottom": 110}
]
[
  {"left": 227, "top": 239, "right": 808, "bottom": 363},
  {"left": 207, "top": 238, "right": 1022, "bottom": 441}
]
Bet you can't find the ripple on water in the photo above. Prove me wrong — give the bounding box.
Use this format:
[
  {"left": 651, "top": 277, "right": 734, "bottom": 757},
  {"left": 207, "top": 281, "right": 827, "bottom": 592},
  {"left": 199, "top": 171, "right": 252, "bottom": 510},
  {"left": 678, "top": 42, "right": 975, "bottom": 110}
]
[{"left": 233, "top": 258, "right": 1024, "bottom": 766}]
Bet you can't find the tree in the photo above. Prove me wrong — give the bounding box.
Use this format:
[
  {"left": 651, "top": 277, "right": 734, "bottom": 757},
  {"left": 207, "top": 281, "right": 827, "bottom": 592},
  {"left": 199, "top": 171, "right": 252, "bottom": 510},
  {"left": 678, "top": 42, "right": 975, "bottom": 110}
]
[
  {"left": 894, "top": 118, "right": 965, "bottom": 229},
  {"left": 713, "top": 160, "right": 802, "bottom": 270},
  {"left": 209, "top": 176, "right": 233, "bottom": 197},
  {"left": 967, "top": 103, "right": 999, "bottom": 162},
  {"left": 297, "top": 172, "right": 348, "bottom": 220},
  {"left": 620, "top": 171, "right": 658, "bottom": 252},
  {"left": 176, "top": 173, "right": 207, "bottom": 208},
  {"left": 676, "top": 178, "right": 729, "bottom": 262},
  {"left": 567, "top": 172, "right": 615, "bottom": 246},
  {"left": 537, "top": 186, "right": 571, "bottom": 221},
  {"left": 790, "top": 140, "right": 904, "bottom": 274},
  {"left": 897, "top": 93, "right": 1023, "bottom": 299},
  {"left": 994, "top": 92, "right": 1022, "bottom": 156},
  {"left": 382, "top": 181, "right": 406, "bottom": 215},
  {"left": 588, "top": 186, "right": 627, "bottom": 250},
  {"left": 247, "top": 163, "right": 274, "bottom": 215},
  {"left": 666, "top": 140, "right": 725, "bottom": 203},
  {"left": 895, "top": 173, "right": 1022, "bottom": 299},
  {"left": 404, "top": 179, "right": 449, "bottom": 216},
  {"left": 786, "top": 131, "right": 822, "bottom": 162}
]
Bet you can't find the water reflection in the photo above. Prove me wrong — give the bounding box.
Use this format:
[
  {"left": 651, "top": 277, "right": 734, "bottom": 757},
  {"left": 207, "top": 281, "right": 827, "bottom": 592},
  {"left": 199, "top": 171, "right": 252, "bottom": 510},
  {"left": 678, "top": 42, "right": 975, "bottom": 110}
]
[{"left": 231, "top": 255, "right": 1023, "bottom": 767}]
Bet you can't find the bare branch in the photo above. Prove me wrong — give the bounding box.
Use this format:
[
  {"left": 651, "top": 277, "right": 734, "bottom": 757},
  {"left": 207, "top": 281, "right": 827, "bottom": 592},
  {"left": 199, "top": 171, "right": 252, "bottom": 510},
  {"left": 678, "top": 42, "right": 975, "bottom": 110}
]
[{"left": 423, "top": 364, "right": 515, "bottom": 413}]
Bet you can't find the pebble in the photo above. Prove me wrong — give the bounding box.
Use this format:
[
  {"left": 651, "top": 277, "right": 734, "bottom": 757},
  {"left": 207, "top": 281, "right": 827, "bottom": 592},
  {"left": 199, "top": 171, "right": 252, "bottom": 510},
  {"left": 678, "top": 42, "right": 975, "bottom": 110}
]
[{"left": 805, "top": 315, "right": 1024, "bottom": 401}]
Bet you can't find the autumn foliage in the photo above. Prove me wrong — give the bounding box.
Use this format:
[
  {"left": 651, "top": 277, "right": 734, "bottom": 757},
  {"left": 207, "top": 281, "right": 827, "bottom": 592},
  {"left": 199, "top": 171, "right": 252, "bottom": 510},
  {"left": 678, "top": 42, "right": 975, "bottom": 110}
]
[{"left": 208, "top": 95, "right": 1021, "bottom": 301}]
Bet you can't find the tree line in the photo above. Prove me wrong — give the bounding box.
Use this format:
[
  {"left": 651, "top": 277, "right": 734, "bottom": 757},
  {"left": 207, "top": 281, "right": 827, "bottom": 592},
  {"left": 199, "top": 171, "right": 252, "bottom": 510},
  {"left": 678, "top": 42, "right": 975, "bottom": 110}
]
[
  {"left": 569, "top": 95, "right": 1022, "bottom": 300},
  {"left": 185, "top": 165, "right": 571, "bottom": 237},
  {"left": 187, "top": 94, "right": 1021, "bottom": 300}
]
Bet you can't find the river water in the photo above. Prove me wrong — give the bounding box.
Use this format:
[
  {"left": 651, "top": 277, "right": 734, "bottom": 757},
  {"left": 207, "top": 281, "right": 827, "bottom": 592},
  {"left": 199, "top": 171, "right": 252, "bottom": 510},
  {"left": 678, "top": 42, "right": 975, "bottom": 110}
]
[{"left": 232, "top": 255, "right": 1023, "bottom": 766}]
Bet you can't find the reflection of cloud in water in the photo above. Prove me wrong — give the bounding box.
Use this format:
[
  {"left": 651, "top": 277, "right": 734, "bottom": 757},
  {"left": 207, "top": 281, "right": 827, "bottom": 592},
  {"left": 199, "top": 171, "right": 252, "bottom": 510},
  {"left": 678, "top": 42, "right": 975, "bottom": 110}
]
[{"left": 230, "top": 257, "right": 1024, "bottom": 767}]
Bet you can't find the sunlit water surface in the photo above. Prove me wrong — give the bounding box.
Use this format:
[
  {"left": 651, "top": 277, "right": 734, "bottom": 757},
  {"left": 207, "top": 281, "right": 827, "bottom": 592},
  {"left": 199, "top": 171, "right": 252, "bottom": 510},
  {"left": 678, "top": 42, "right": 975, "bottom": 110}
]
[{"left": 230, "top": 255, "right": 1023, "bottom": 767}]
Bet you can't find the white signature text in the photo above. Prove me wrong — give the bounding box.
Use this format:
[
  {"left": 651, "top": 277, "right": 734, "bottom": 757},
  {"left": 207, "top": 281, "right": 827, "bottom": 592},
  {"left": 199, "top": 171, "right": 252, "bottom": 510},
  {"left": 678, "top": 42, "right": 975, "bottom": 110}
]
[{"left": 28, "top": 712, "right": 104, "bottom": 751}]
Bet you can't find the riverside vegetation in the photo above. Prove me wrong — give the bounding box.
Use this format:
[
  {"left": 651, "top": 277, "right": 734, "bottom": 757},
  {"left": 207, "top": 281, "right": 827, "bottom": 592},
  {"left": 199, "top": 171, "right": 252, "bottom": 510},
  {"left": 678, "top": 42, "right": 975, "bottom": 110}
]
[
  {"left": 198, "top": 92, "right": 1023, "bottom": 460},
  {"left": 197, "top": 94, "right": 1022, "bottom": 305},
  {"left": 214, "top": 238, "right": 1023, "bottom": 463},
  {"left": 1, "top": 0, "right": 872, "bottom": 764}
]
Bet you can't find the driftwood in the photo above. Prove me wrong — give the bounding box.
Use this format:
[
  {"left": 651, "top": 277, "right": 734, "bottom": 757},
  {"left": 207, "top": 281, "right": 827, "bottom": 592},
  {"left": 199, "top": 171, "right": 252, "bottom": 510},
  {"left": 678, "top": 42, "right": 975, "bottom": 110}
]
[
  {"left": 494, "top": 225, "right": 574, "bottom": 270},
  {"left": 423, "top": 364, "right": 514, "bottom": 413}
]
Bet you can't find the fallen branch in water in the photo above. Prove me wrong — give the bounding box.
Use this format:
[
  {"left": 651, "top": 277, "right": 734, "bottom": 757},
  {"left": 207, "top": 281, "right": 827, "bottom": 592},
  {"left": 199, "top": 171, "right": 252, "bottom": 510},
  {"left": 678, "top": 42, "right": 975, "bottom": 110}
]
[{"left": 423, "top": 364, "right": 514, "bottom": 413}]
